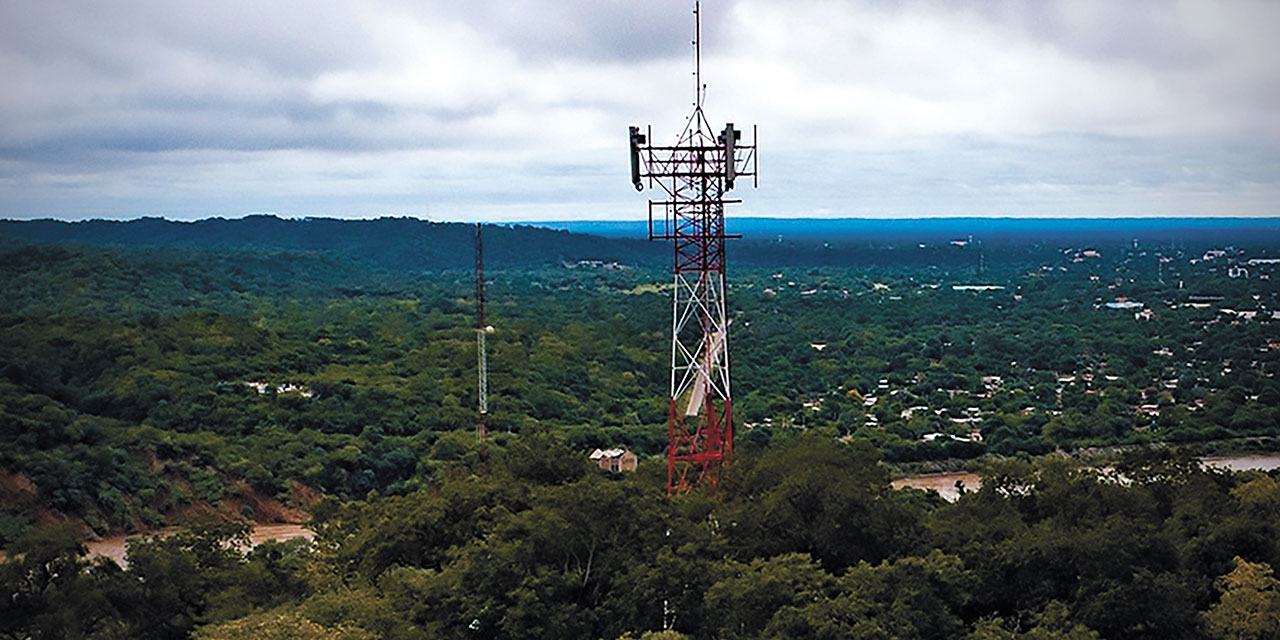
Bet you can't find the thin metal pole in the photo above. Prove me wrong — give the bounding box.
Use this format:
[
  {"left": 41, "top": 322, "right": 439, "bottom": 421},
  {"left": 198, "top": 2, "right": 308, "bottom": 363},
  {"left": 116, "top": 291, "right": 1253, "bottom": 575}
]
[
  {"left": 475, "top": 224, "right": 488, "bottom": 462},
  {"left": 694, "top": 2, "right": 701, "bottom": 109}
]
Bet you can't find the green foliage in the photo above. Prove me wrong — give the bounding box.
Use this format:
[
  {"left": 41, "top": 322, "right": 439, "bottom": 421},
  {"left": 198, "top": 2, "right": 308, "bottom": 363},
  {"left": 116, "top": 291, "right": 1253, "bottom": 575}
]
[
  {"left": 760, "top": 550, "right": 972, "bottom": 640},
  {"left": 703, "top": 553, "right": 834, "bottom": 639},
  {"left": 617, "top": 632, "right": 692, "bottom": 640},
  {"left": 967, "top": 602, "right": 1101, "bottom": 640},
  {"left": 1204, "top": 556, "right": 1280, "bottom": 640},
  {"left": 0, "top": 518, "right": 315, "bottom": 640},
  {"left": 6, "top": 435, "right": 1280, "bottom": 640},
  {"left": 499, "top": 424, "right": 590, "bottom": 485},
  {"left": 720, "top": 435, "right": 922, "bottom": 570},
  {"left": 0, "top": 510, "right": 32, "bottom": 547},
  {"left": 3, "top": 221, "right": 1280, "bottom": 533},
  {"left": 3, "top": 219, "right": 1280, "bottom": 637},
  {"left": 0, "top": 522, "right": 100, "bottom": 639},
  {"left": 194, "top": 608, "right": 376, "bottom": 640}
]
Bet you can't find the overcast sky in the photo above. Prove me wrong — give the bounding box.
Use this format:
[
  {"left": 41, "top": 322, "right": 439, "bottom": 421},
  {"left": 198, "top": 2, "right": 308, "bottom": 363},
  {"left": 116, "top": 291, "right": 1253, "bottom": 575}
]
[{"left": 2, "top": 0, "right": 1278, "bottom": 221}]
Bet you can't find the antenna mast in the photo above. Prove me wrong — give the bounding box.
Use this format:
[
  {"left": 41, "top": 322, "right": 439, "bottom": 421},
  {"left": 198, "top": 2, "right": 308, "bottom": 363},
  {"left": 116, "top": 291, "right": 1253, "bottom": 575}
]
[
  {"left": 694, "top": 2, "right": 702, "bottom": 108},
  {"left": 628, "top": 1, "right": 758, "bottom": 494},
  {"left": 475, "top": 223, "right": 488, "bottom": 461}
]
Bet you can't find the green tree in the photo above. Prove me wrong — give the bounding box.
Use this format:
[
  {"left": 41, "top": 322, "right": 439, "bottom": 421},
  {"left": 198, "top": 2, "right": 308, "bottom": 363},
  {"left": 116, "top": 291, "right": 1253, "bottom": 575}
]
[
  {"left": 967, "top": 601, "right": 1100, "bottom": 639},
  {"left": 720, "top": 436, "right": 922, "bottom": 571},
  {"left": 761, "top": 550, "right": 971, "bottom": 640},
  {"left": 498, "top": 425, "right": 589, "bottom": 486},
  {"left": 703, "top": 553, "right": 834, "bottom": 639},
  {"left": 195, "top": 608, "right": 375, "bottom": 640},
  {"left": 1204, "top": 556, "right": 1280, "bottom": 640},
  {"left": 0, "top": 523, "right": 127, "bottom": 640}
]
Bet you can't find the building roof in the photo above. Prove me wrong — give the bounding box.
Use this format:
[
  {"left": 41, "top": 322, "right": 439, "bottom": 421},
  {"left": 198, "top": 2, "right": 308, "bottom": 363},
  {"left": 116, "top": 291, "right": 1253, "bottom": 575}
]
[{"left": 589, "top": 448, "right": 631, "bottom": 460}]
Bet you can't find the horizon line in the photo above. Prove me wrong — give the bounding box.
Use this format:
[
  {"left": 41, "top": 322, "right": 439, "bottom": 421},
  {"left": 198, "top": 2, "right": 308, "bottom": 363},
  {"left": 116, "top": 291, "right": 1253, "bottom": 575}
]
[{"left": 5, "top": 213, "right": 1280, "bottom": 225}]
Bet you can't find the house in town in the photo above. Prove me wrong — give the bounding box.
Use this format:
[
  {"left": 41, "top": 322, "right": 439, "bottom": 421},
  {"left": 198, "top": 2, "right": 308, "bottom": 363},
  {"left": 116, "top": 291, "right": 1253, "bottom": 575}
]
[{"left": 589, "top": 448, "right": 638, "bottom": 473}]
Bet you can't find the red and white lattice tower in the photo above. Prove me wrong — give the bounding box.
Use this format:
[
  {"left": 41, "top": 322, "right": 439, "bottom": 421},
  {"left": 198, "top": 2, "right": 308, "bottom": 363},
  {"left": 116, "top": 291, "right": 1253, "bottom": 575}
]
[{"left": 629, "top": 2, "right": 757, "bottom": 494}]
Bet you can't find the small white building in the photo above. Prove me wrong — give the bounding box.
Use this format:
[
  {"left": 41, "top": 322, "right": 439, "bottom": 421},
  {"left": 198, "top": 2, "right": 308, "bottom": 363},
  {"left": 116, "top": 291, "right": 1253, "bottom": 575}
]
[{"left": 589, "top": 448, "right": 638, "bottom": 473}]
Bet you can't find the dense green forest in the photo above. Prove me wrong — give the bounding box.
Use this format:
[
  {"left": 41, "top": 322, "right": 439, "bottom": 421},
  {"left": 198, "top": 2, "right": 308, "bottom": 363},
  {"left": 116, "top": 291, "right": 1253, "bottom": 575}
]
[
  {"left": 6, "top": 442, "right": 1280, "bottom": 639},
  {"left": 2, "top": 216, "right": 1280, "bottom": 638}
]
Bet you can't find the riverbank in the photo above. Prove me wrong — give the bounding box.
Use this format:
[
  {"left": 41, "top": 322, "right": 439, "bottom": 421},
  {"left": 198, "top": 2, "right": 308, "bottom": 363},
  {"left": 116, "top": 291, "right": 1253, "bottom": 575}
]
[
  {"left": 85, "top": 523, "right": 314, "bottom": 568},
  {"left": 893, "top": 452, "right": 1280, "bottom": 502},
  {"left": 888, "top": 437, "right": 1280, "bottom": 479},
  {"left": 74, "top": 453, "right": 1280, "bottom": 563}
]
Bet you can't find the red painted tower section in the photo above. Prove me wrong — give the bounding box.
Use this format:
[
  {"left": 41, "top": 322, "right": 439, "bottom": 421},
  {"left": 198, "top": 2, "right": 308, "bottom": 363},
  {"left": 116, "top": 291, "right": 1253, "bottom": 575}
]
[{"left": 629, "top": 3, "right": 757, "bottom": 494}]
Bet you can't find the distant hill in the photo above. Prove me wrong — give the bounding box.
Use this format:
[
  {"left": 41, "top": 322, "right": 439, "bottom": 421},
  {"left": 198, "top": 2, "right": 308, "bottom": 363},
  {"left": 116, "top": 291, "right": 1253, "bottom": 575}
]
[
  {"left": 540, "top": 216, "right": 1280, "bottom": 246},
  {"left": 536, "top": 216, "right": 1280, "bottom": 269},
  {"left": 5, "top": 215, "right": 1279, "bottom": 272},
  {"left": 0, "top": 216, "right": 665, "bottom": 271}
]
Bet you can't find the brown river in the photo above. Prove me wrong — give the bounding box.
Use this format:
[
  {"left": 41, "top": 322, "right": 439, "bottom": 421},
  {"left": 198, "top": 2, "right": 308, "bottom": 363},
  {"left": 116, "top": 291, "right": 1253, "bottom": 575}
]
[
  {"left": 86, "top": 523, "right": 313, "bottom": 568},
  {"left": 81, "top": 453, "right": 1280, "bottom": 566},
  {"left": 892, "top": 452, "right": 1280, "bottom": 502}
]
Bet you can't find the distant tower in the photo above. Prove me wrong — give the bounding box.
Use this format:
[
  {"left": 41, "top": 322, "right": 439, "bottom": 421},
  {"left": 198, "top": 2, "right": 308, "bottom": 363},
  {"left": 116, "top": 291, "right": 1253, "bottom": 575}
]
[
  {"left": 475, "top": 224, "right": 488, "bottom": 461},
  {"left": 629, "top": 2, "right": 758, "bottom": 494}
]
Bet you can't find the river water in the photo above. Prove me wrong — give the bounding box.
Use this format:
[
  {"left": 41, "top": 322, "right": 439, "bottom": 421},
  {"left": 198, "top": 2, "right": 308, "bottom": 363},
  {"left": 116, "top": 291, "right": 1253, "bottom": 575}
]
[
  {"left": 893, "top": 452, "right": 1280, "bottom": 502},
  {"left": 79, "top": 453, "right": 1280, "bottom": 565},
  {"left": 1201, "top": 454, "right": 1280, "bottom": 473},
  {"left": 85, "top": 523, "right": 313, "bottom": 568}
]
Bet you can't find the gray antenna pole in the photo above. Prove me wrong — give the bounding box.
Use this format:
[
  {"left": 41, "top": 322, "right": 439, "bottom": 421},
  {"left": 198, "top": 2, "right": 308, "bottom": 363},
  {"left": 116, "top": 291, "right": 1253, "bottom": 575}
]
[{"left": 694, "top": 2, "right": 702, "bottom": 108}]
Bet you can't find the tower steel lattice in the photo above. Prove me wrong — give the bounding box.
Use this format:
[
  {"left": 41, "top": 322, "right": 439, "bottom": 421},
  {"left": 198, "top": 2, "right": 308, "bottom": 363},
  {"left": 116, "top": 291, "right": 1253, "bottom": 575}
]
[{"left": 629, "top": 2, "right": 757, "bottom": 494}]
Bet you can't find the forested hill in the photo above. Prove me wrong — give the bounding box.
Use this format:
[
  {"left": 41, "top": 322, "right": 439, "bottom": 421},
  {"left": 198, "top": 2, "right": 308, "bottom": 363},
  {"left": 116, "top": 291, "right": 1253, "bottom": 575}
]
[
  {"left": 543, "top": 216, "right": 1280, "bottom": 246},
  {"left": 0, "top": 216, "right": 665, "bottom": 270},
  {"left": 8, "top": 216, "right": 1280, "bottom": 272},
  {"left": 545, "top": 216, "right": 1280, "bottom": 268}
]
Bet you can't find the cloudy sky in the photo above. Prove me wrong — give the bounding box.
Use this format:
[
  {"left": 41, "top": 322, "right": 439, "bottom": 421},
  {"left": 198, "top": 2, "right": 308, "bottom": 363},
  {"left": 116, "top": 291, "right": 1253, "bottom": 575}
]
[{"left": 1, "top": 0, "right": 1278, "bottom": 221}]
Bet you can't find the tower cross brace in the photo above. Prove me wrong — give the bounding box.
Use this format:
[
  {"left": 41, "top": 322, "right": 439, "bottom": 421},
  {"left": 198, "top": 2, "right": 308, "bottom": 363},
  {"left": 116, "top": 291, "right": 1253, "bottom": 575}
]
[{"left": 628, "top": 2, "right": 758, "bottom": 494}]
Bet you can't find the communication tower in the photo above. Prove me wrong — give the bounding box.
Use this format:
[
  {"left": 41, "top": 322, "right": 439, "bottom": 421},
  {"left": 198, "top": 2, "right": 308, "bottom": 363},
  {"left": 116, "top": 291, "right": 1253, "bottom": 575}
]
[
  {"left": 629, "top": 2, "right": 758, "bottom": 494},
  {"left": 475, "top": 223, "right": 489, "bottom": 462}
]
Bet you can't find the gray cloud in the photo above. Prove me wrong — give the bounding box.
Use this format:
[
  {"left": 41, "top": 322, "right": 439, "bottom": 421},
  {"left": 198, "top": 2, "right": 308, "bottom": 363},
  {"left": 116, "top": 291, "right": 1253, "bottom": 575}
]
[
  {"left": 429, "top": 0, "right": 715, "bottom": 62},
  {"left": 0, "top": 0, "right": 1277, "bottom": 221}
]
